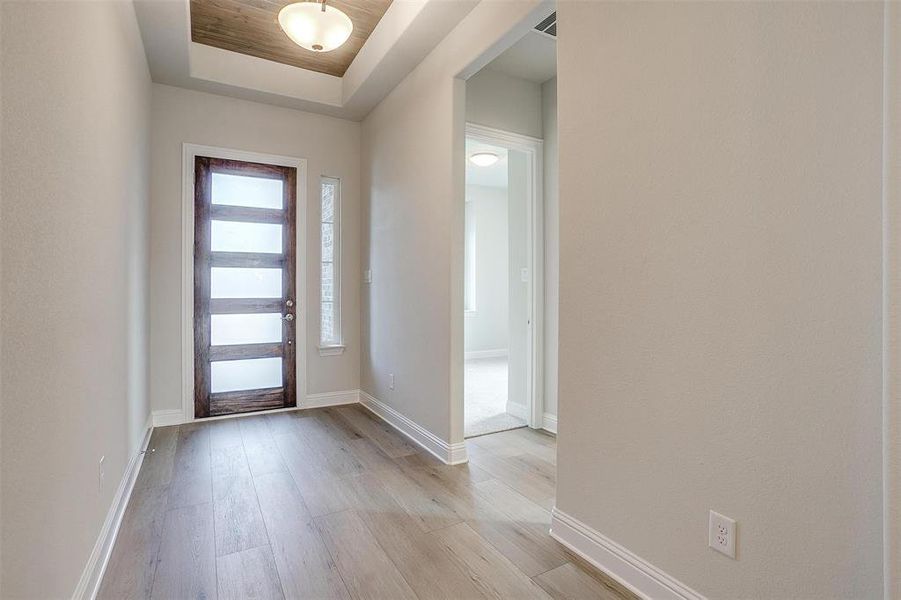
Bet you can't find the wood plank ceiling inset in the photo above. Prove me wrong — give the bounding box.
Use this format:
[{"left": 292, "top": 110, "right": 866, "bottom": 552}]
[{"left": 190, "top": 0, "right": 393, "bottom": 78}]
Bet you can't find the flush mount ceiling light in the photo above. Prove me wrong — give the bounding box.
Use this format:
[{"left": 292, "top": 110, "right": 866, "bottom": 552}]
[
  {"left": 469, "top": 152, "right": 499, "bottom": 167},
  {"left": 278, "top": 0, "right": 353, "bottom": 53}
]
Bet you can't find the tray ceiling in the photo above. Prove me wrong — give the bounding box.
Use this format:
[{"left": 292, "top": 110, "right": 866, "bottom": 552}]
[{"left": 190, "top": 0, "right": 393, "bottom": 77}]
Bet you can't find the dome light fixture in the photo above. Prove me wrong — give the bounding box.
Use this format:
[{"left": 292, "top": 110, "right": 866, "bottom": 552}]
[
  {"left": 469, "top": 152, "right": 499, "bottom": 167},
  {"left": 278, "top": 0, "right": 354, "bottom": 53}
]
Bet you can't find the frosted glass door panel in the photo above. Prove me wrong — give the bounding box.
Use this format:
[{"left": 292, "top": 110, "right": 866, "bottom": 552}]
[
  {"left": 211, "top": 268, "right": 282, "bottom": 298},
  {"left": 211, "top": 313, "right": 283, "bottom": 346},
  {"left": 211, "top": 221, "right": 282, "bottom": 254},
  {"left": 211, "top": 357, "right": 282, "bottom": 393},
  {"left": 211, "top": 173, "right": 283, "bottom": 209}
]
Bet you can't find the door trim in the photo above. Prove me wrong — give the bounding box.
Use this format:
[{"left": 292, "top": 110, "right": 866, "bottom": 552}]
[
  {"left": 461, "top": 123, "right": 545, "bottom": 432},
  {"left": 181, "top": 143, "right": 307, "bottom": 424}
]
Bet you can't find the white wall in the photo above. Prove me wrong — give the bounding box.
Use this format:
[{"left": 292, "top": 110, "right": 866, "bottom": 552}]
[
  {"left": 0, "top": 1, "right": 151, "bottom": 596},
  {"left": 466, "top": 68, "right": 542, "bottom": 139},
  {"left": 149, "top": 84, "right": 361, "bottom": 415},
  {"left": 556, "top": 2, "right": 884, "bottom": 598},
  {"left": 361, "top": 0, "right": 549, "bottom": 444},
  {"left": 464, "top": 184, "right": 508, "bottom": 354},
  {"left": 541, "top": 77, "right": 558, "bottom": 420}
]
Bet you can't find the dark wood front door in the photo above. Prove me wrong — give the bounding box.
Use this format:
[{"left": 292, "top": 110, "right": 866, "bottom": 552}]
[{"left": 194, "top": 156, "right": 297, "bottom": 418}]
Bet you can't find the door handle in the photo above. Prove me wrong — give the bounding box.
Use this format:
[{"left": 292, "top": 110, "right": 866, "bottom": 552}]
[{"left": 283, "top": 314, "right": 294, "bottom": 321}]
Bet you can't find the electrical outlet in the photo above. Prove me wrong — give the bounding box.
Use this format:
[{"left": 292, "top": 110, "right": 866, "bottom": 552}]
[
  {"left": 364, "top": 269, "right": 372, "bottom": 284},
  {"left": 99, "top": 456, "right": 105, "bottom": 492},
  {"left": 389, "top": 373, "right": 395, "bottom": 390},
  {"left": 708, "top": 510, "right": 736, "bottom": 558}
]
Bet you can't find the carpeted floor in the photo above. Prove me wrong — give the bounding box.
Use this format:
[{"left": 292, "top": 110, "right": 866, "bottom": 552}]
[{"left": 464, "top": 356, "right": 526, "bottom": 437}]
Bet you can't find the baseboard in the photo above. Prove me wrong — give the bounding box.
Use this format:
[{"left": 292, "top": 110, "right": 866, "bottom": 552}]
[
  {"left": 447, "top": 440, "right": 469, "bottom": 464},
  {"left": 304, "top": 389, "right": 359, "bottom": 408},
  {"left": 542, "top": 412, "right": 558, "bottom": 434},
  {"left": 72, "top": 416, "right": 154, "bottom": 600},
  {"left": 152, "top": 409, "right": 184, "bottom": 427},
  {"left": 359, "top": 390, "right": 468, "bottom": 465},
  {"left": 464, "top": 349, "right": 508, "bottom": 360},
  {"left": 550, "top": 508, "right": 706, "bottom": 600}
]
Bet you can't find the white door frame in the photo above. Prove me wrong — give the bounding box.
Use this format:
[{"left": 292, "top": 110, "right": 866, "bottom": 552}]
[
  {"left": 464, "top": 123, "right": 545, "bottom": 430},
  {"left": 180, "top": 143, "right": 308, "bottom": 423}
]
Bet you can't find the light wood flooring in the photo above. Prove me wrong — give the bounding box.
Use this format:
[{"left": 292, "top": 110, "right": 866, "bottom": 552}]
[{"left": 98, "top": 404, "right": 636, "bottom": 600}]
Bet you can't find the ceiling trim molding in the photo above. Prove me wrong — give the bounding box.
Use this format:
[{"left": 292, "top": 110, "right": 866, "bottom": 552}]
[{"left": 190, "top": 42, "right": 343, "bottom": 107}]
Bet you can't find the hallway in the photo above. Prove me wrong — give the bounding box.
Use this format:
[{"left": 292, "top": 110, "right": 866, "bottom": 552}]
[{"left": 98, "top": 405, "right": 634, "bottom": 600}]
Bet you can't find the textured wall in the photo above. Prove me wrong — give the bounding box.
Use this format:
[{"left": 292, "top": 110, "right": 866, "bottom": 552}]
[
  {"left": 556, "top": 2, "right": 884, "bottom": 597},
  {"left": 1, "top": 2, "right": 151, "bottom": 596},
  {"left": 466, "top": 68, "right": 542, "bottom": 138}
]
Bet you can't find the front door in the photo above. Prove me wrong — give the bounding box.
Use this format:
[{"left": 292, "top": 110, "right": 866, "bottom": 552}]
[{"left": 193, "top": 156, "right": 297, "bottom": 418}]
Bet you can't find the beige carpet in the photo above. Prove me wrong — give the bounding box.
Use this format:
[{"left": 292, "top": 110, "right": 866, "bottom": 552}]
[{"left": 464, "top": 356, "right": 526, "bottom": 437}]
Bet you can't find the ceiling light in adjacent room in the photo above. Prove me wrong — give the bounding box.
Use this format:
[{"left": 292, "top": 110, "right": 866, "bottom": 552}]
[
  {"left": 278, "top": 1, "right": 353, "bottom": 53},
  {"left": 469, "top": 152, "right": 499, "bottom": 167}
]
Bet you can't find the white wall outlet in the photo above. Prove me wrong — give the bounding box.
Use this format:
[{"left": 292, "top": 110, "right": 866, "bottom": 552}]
[
  {"left": 709, "top": 510, "right": 736, "bottom": 558},
  {"left": 363, "top": 269, "right": 372, "bottom": 283},
  {"left": 389, "top": 373, "right": 395, "bottom": 390},
  {"left": 98, "top": 455, "right": 105, "bottom": 492},
  {"left": 520, "top": 267, "right": 529, "bottom": 282}
]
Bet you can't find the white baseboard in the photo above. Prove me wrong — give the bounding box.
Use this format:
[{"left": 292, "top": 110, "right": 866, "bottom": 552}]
[
  {"left": 447, "top": 440, "right": 468, "bottom": 464},
  {"left": 304, "top": 389, "right": 360, "bottom": 408},
  {"left": 464, "top": 349, "right": 508, "bottom": 360},
  {"left": 152, "top": 409, "right": 184, "bottom": 427},
  {"left": 542, "top": 412, "right": 558, "bottom": 434},
  {"left": 359, "top": 390, "right": 468, "bottom": 465},
  {"left": 550, "top": 508, "right": 706, "bottom": 600},
  {"left": 73, "top": 416, "right": 154, "bottom": 600}
]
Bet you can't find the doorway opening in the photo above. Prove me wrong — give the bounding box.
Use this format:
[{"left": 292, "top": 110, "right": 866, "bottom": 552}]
[
  {"left": 464, "top": 139, "right": 520, "bottom": 436},
  {"left": 460, "top": 14, "right": 557, "bottom": 440},
  {"left": 463, "top": 125, "right": 543, "bottom": 438},
  {"left": 184, "top": 145, "right": 307, "bottom": 422}
]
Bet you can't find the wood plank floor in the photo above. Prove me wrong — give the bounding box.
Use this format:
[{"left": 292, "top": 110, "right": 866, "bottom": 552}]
[{"left": 99, "top": 405, "right": 636, "bottom": 600}]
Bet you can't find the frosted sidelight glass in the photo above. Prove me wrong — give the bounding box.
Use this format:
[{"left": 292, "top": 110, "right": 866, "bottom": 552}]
[
  {"left": 212, "top": 173, "right": 283, "bottom": 209},
  {"left": 319, "top": 176, "right": 341, "bottom": 347},
  {"left": 321, "top": 263, "right": 334, "bottom": 302},
  {"left": 211, "top": 357, "right": 282, "bottom": 393},
  {"left": 321, "top": 181, "right": 336, "bottom": 221},
  {"left": 211, "top": 221, "right": 282, "bottom": 254},
  {"left": 211, "top": 313, "right": 283, "bottom": 346},
  {"left": 321, "top": 223, "right": 334, "bottom": 261},
  {"left": 211, "top": 268, "right": 282, "bottom": 298},
  {"left": 321, "top": 301, "right": 335, "bottom": 343}
]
